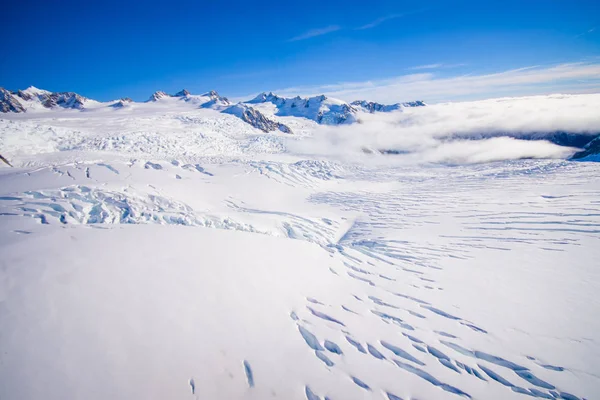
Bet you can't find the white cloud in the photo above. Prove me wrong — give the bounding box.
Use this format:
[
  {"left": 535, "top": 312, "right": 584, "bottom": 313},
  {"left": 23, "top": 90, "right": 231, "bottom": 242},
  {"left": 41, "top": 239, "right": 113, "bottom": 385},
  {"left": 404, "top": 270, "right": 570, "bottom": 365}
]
[
  {"left": 575, "top": 26, "right": 597, "bottom": 38},
  {"left": 287, "top": 93, "right": 600, "bottom": 165},
  {"left": 408, "top": 63, "right": 444, "bottom": 70},
  {"left": 271, "top": 62, "right": 600, "bottom": 104},
  {"left": 288, "top": 25, "right": 341, "bottom": 42},
  {"left": 408, "top": 63, "right": 467, "bottom": 71},
  {"left": 356, "top": 9, "right": 428, "bottom": 30},
  {"left": 356, "top": 14, "right": 404, "bottom": 30}
]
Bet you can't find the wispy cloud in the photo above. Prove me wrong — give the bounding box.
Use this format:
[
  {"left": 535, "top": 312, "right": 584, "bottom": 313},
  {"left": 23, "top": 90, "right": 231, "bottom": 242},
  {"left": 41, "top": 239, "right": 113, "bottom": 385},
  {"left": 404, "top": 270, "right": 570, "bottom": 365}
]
[
  {"left": 575, "top": 26, "right": 597, "bottom": 38},
  {"left": 356, "top": 8, "right": 429, "bottom": 30},
  {"left": 288, "top": 25, "right": 341, "bottom": 42},
  {"left": 408, "top": 63, "right": 467, "bottom": 70},
  {"left": 409, "top": 63, "right": 444, "bottom": 70},
  {"left": 267, "top": 62, "right": 600, "bottom": 103},
  {"left": 356, "top": 14, "right": 405, "bottom": 30}
]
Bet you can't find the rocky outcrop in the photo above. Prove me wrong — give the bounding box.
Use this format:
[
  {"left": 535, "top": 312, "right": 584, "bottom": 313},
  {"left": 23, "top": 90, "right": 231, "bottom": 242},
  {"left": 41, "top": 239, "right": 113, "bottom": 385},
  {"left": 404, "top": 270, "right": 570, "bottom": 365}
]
[
  {"left": 174, "top": 89, "right": 190, "bottom": 97},
  {"left": 198, "top": 90, "right": 231, "bottom": 108},
  {"left": 40, "top": 92, "right": 87, "bottom": 109},
  {"left": 16, "top": 90, "right": 34, "bottom": 101},
  {"left": 147, "top": 91, "right": 171, "bottom": 102},
  {"left": 223, "top": 103, "right": 291, "bottom": 133},
  {"left": 571, "top": 135, "right": 600, "bottom": 161},
  {"left": 0, "top": 88, "right": 26, "bottom": 113}
]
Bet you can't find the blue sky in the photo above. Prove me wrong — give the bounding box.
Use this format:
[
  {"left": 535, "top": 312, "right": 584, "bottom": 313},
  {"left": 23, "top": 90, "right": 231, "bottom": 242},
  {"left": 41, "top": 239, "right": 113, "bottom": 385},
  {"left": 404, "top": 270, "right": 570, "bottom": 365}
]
[{"left": 1, "top": 0, "right": 599, "bottom": 103}]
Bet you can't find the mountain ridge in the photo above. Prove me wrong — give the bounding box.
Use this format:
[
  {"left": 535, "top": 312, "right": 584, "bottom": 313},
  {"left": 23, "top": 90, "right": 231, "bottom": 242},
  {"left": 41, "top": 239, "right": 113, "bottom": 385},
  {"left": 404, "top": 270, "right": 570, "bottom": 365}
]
[{"left": 0, "top": 86, "right": 424, "bottom": 132}]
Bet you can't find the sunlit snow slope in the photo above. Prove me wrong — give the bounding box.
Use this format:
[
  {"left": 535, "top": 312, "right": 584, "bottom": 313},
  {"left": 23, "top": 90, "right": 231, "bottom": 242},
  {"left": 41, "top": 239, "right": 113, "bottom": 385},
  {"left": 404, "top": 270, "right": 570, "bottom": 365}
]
[{"left": 1, "top": 94, "right": 599, "bottom": 400}]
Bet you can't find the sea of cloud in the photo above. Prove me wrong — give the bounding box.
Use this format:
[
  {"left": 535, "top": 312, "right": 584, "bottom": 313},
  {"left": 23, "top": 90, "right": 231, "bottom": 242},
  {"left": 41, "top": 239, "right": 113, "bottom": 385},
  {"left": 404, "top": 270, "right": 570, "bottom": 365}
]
[{"left": 288, "top": 93, "right": 600, "bottom": 164}]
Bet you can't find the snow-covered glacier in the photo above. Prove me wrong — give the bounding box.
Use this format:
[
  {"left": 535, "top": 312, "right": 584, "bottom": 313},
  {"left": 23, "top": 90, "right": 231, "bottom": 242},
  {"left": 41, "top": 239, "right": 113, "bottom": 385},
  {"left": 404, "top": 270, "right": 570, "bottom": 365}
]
[{"left": 0, "top": 91, "right": 599, "bottom": 400}]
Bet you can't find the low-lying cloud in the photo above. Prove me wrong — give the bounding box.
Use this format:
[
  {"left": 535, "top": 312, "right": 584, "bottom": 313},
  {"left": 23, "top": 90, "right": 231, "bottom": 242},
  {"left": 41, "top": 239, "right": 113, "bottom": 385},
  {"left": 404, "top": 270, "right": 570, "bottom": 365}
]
[{"left": 287, "top": 93, "right": 600, "bottom": 164}]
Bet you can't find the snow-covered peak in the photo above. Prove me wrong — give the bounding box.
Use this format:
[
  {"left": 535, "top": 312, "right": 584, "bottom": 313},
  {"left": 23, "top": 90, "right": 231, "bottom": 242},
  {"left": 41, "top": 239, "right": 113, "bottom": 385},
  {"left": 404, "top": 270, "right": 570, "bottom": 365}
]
[
  {"left": 147, "top": 91, "right": 171, "bottom": 102},
  {"left": 111, "top": 98, "right": 134, "bottom": 108},
  {"left": 248, "top": 92, "right": 286, "bottom": 104},
  {"left": 174, "top": 89, "right": 190, "bottom": 97},
  {"left": 17, "top": 86, "right": 53, "bottom": 102},
  {"left": 245, "top": 92, "right": 357, "bottom": 125},
  {"left": 202, "top": 90, "right": 220, "bottom": 98},
  {"left": 22, "top": 86, "right": 52, "bottom": 96},
  {"left": 351, "top": 100, "right": 426, "bottom": 113},
  {"left": 193, "top": 90, "right": 230, "bottom": 109}
]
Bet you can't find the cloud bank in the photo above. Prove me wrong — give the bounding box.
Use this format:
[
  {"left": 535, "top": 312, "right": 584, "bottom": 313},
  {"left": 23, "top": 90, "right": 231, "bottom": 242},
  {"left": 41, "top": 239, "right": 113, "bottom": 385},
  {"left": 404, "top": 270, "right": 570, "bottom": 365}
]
[
  {"left": 287, "top": 93, "right": 600, "bottom": 165},
  {"left": 273, "top": 62, "right": 600, "bottom": 104}
]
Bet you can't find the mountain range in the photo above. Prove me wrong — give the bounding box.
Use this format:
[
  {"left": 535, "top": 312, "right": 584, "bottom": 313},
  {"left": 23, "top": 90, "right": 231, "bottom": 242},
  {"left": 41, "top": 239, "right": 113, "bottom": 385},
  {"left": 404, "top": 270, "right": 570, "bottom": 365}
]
[{"left": 0, "top": 86, "right": 425, "bottom": 133}]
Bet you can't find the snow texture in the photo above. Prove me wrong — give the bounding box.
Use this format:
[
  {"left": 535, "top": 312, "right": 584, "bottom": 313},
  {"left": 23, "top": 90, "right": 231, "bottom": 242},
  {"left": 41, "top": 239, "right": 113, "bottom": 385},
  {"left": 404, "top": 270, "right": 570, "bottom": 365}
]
[{"left": 0, "top": 91, "right": 599, "bottom": 400}]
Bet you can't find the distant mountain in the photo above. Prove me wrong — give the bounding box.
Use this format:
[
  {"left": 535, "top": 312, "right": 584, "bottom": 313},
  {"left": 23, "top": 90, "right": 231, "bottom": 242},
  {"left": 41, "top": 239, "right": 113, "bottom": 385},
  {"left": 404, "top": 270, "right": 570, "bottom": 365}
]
[
  {"left": 43, "top": 92, "right": 88, "bottom": 109},
  {"left": 111, "top": 98, "right": 133, "bottom": 108},
  {"left": 147, "top": 91, "right": 170, "bottom": 102},
  {"left": 351, "top": 100, "right": 426, "bottom": 113},
  {"left": 247, "top": 92, "right": 426, "bottom": 124},
  {"left": 571, "top": 135, "right": 600, "bottom": 161},
  {"left": 174, "top": 89, "right": 190, "bottom": 97},
  {"left": 0, "top": 85, "right": 426, "bottom": 133},
  {"left": 195, "top": 90, "right": 231, "bottom": 108},
  {"left": 147, "top": 89, "right": 231, "bottom": 108},
  {"left": 247, "top": 93, "right": 358, "bottom": 125},
  {"left": 223, "top": 103, "right": 292, "bottom": 133},
  {"left": 13, "top": 86, "right": 89, "bottom": 110},
  {"left": 0, "top": 88, "right": 26, "bottom": 113}
]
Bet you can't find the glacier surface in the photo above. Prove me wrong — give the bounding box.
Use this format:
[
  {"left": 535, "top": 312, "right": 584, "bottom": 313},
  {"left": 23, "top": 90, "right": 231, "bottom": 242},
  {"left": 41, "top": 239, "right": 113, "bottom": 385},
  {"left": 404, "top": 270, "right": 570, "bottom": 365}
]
[{"left": 0, "top": 93, "right": 599, "bottom": 400}]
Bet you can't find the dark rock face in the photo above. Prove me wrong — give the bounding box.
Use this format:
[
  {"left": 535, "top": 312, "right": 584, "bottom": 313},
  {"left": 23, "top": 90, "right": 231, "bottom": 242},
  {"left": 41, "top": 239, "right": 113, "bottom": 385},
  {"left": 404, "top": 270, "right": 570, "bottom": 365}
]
[
  {"left": 174, "top": 89, "right": 190, "bottom": 97},
  {"left": 35, "top": 92, "right": 87, "bottom": 109},
  {"left": 223, "top": 104, "right": 292, "bottom": 133},
  {"left": 571, "top": 135, "right": 600, "bottom": 160},
  {"left": 0, "top": 88, "right": 26, "bottom": 113},
  {"left": 16, "top": 90, "right": 33, "bottom": 101}
]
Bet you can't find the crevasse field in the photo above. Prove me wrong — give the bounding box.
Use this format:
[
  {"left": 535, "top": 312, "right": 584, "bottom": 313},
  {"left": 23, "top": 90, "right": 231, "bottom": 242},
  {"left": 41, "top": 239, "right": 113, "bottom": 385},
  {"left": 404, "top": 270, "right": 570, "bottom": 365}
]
[{"left": 1, "top": 92, "right": 599, "bottom": 400}]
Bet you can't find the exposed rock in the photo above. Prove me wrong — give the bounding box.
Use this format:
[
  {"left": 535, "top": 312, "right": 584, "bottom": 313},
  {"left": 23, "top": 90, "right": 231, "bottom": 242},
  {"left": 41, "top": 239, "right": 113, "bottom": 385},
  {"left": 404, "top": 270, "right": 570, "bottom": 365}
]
[
  {"left": 571, "top": 135, "right": 600, "bottom": 161},
  {"left": 223, "top": 103, "right": 292, "bottom": 133},
  {"left": 39, "top": 92, "right": 87, "bottom": 109},
  {"left": 199, "top": 90, "right": 231, "bottom": 108},
  {"left": 0, "top": 88, "right": 26, "bottom": 113},
  {"left": 16, "top": 90, "right": 33, "bottom": 101},
  {"left": 174, "top": 89, "right": 190, "bottom": 97},
  {"left": 147, "top": 91, "right": 170, "bottom": 102}
]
